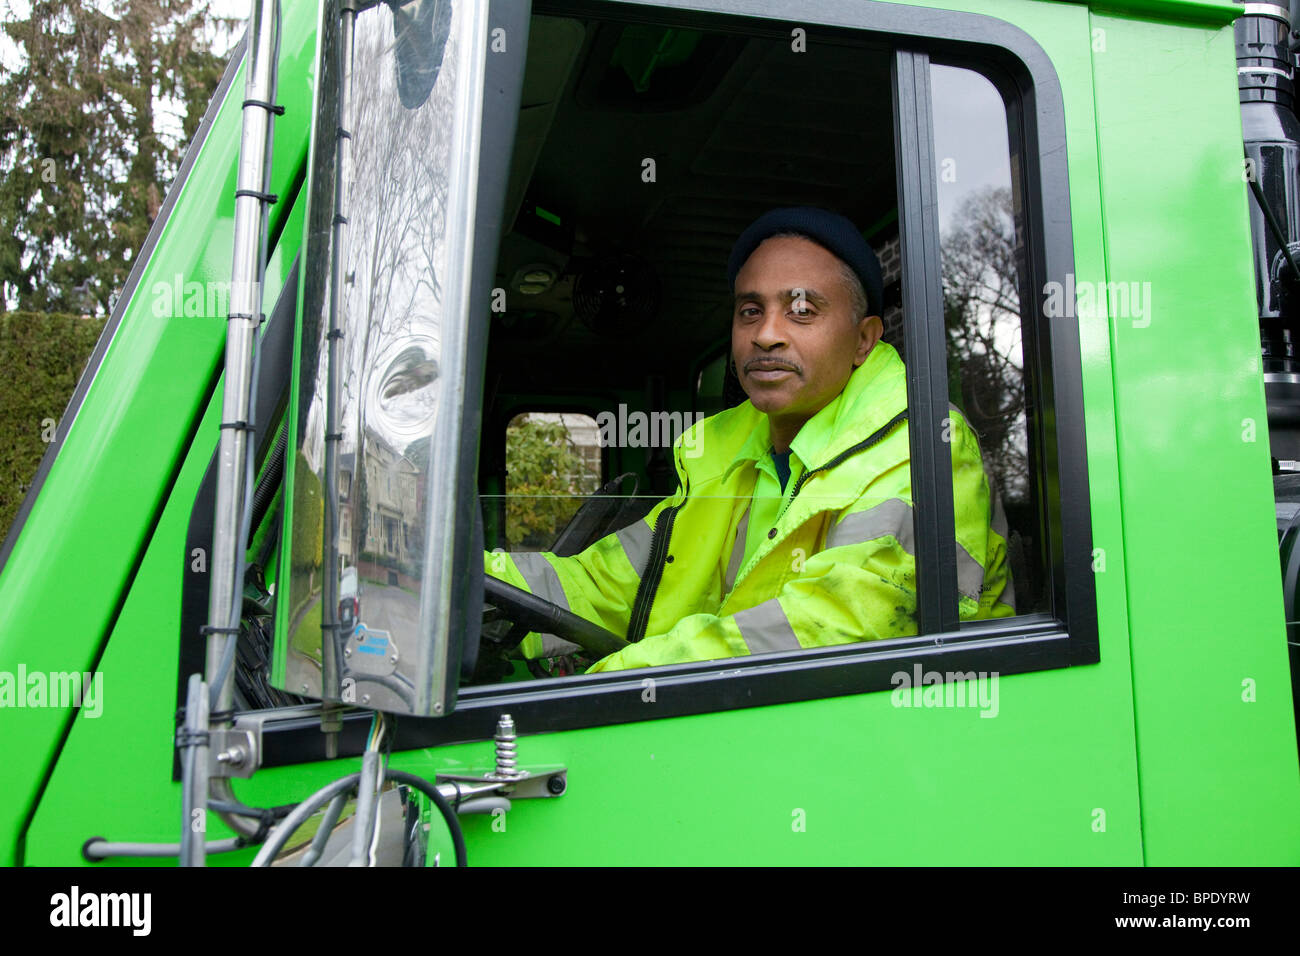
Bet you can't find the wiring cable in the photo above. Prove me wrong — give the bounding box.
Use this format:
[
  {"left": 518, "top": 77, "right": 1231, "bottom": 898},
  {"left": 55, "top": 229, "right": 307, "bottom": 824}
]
[{"left": 251, "top": 762, "right": 467, "bottom": 867}]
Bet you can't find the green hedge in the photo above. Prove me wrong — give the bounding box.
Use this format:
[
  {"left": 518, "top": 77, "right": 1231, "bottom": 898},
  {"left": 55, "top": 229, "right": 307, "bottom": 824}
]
[{"left": 0, "top": 312, "right": 106, "bottom": 539}]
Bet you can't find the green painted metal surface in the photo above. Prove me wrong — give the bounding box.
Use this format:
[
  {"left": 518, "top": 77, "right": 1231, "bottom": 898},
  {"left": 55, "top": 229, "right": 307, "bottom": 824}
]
[
  {"left": 1065, "top": 0, "right": 1240, "bottom": 26},
  {"left": 24, "top": 204, "right": 304, "bottom": 864},
  {"left": 0, "top": 0, "right": 319, "bottom": 865},
  {"left": 6, "top": 0, "right": 1300, "bottom": 865},
  {"left": 1088, "top": 9, "right": 1300, "bottom": 863}
]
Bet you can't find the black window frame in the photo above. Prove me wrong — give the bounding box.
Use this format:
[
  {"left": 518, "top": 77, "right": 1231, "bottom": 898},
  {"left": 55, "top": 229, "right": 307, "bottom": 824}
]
[{"left": 251, "top": 0, "right": 1097, "bottom": 766}]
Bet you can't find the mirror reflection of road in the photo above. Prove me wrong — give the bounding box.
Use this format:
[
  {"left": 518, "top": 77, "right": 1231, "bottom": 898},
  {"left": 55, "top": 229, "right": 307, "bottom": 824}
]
[{"left": 354, "top": 582, "right": 422, "bottom": 711}]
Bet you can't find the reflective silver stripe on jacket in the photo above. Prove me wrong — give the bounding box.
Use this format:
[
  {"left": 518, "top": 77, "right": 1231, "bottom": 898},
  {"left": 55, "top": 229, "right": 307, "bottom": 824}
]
[
  {"left": 734, "top": 600, "right": 801, "bottom": 653},
  {"left": 825, "top": 498, "right": 915, "bottom": 553},
  {"left": 511, "top": 552, "right": 583, "bottom": 655},
  {"left": 724, "top": 508, "right": 750, "bottom": 593},
  {"left": 990, "top": 485, "right": 1009, "bottom": 540},
  {"left": 615, "top": 518, "right": 654, "bottom": 577},
  {"left": 989, "top": 488, "right": 1017, "bottom": 611},
  {"left": 955, "top": 542, "right": 983, "bottom": 603},
  {"left": 512, "top": 552, "right": 570, "bottom": 611},
  {"left": 828, "top": 497, "right": 996, "bottom": 607}
]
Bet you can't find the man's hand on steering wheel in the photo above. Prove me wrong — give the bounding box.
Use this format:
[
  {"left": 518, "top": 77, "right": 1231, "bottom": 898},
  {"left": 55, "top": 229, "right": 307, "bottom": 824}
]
[{"left": 481, "top": 575, "right": 628, "bottom": 659}]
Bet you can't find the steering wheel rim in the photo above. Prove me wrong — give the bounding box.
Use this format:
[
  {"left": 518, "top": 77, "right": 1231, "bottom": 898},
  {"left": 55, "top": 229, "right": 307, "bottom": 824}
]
[{"left": 483, "top": 575, "right": 629, "bottom": 659}]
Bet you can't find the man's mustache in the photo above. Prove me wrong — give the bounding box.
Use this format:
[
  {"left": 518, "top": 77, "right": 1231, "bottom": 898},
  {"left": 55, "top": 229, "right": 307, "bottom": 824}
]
[{"left": 742, "top": 357, "right": 802, "bottom": 375}]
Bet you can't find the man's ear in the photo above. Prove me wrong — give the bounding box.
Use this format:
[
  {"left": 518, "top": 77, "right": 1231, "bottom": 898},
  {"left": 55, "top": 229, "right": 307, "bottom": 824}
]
[{"left": 854, "top": 315, "right": 884, "bottom": 366}]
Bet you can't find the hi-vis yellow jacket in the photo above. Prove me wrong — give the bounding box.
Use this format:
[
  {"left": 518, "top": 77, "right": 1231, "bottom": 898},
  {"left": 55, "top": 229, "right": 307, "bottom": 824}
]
[{"left": 485, "top": 341, "right": 1015, "bottom": 671}]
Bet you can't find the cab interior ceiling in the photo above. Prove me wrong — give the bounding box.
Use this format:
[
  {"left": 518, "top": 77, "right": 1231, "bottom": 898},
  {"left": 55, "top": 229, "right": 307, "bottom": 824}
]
[{"left": 488, "top": 13, "right": 898, "bottom": 397}]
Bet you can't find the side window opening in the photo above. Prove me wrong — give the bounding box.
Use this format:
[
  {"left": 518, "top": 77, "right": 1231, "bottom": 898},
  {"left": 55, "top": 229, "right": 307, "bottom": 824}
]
[
  {"left": 482, "top": 7, "right": 1023, "bottom": 684},
  {"left": 476, "top": 8, "right": 1076, "bottom": 687},
  {"left": 930, "top": 61, "right": 1043, "bottom": 616}
]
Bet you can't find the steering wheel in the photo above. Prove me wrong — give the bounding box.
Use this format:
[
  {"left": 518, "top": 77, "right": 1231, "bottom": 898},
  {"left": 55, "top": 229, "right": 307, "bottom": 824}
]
[
  {"left": 479, "top": 472, "right": 643, "bottom": 672},
  {"left": 483, "top": 576, "right": 628, "bottom": 659}
]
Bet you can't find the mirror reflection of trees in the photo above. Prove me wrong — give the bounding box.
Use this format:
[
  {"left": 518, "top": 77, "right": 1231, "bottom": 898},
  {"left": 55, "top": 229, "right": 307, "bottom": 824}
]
[
  {"left": 285, "top": 0, "right": 461, "bottom": 710},
  {"left": 338, "top": 6, "right": 456, "bottom": 586},
  {"left": 941, "top": 185, "right": 1029, "bottom": 504}
]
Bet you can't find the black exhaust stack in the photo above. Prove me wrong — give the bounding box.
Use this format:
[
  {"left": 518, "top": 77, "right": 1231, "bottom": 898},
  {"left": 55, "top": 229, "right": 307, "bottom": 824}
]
[
  {"left": 1241, "top": 1, "right": 1300, "bottom": 741},
  {"left": 1240, "top": 1, "right": 1300, "bottom": 461}
]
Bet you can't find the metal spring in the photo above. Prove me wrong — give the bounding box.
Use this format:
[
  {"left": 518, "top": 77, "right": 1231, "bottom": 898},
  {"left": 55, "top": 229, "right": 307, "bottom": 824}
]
[
  {"left": 493, "top": 714, "right": 522, "bottom": 778},
  {"left": 494, "top": 736, "right": 518, "bottom": 776}
]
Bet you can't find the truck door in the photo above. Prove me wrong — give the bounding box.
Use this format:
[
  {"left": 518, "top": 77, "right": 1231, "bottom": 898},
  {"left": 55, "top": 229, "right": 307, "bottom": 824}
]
[{"left": 266, "top": 0, "right": 1131, "bottom": 865}]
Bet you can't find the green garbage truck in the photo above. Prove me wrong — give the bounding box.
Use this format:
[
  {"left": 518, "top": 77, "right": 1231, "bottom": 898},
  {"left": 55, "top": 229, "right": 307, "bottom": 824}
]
[{"left": 1, "top": 0, "right": 1298, "bottom": 866}]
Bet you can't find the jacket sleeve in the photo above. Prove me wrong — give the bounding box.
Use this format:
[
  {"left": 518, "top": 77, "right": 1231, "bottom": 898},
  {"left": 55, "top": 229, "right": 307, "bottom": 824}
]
[{"left": 484, "top": 495, "right": 674, "bottom": 657}]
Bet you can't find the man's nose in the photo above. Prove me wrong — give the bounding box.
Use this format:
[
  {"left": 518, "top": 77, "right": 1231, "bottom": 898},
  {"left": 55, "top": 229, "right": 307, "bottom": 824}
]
[{"left": 752, "top": 306, "right": 787, "bottom": 350}]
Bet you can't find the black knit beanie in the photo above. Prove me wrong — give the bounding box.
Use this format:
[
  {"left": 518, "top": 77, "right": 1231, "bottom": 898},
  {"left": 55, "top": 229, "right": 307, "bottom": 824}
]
[{"left": 726, "top": 207, "right": 883, "bottom": 318}]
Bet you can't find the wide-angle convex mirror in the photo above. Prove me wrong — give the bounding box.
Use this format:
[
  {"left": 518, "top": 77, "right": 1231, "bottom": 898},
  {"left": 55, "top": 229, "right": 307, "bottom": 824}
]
[{"left": 276, "top": 0, "right": 490, "bottom": 717}]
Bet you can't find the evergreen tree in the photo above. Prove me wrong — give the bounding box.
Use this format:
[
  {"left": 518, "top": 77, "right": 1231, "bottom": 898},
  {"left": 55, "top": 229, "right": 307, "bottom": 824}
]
[{"left": 0, "top": 0, "right": 237, "bottom": 315}]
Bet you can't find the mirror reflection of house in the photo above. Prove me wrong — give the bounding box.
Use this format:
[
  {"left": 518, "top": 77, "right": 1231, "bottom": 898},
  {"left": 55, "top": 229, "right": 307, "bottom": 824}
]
[
  {"left": 357, "top": 427, "right": 423, "bottom": 588},
  {"left": 338, "top": 452, "right": 355, "bottom": 577}
]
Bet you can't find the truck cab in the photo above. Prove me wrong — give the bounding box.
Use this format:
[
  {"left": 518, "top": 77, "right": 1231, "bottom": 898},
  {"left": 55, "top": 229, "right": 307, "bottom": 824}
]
[{"left": 1, "top": 0, "right": 1297, "bottom": 866}]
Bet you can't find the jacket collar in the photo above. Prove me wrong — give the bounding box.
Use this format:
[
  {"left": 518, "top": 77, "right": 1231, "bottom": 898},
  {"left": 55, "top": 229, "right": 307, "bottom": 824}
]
[{"left": 720, "top": 340, "right": 907, "bottom": 482}]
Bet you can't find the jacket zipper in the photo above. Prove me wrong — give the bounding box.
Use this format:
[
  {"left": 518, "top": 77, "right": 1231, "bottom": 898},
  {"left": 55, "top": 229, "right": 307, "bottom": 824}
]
[
  {"left": 627, "top": 409, "right": 906, "bottom": 643},
  {"left": 762, "top": 407, "right": 909, "bottom": 563},
  {"left": 784, "top": 409, "right": 909, "bottom": 512},
  {"left": 626, "top": 477, "right": 688, "bottom": 643}
]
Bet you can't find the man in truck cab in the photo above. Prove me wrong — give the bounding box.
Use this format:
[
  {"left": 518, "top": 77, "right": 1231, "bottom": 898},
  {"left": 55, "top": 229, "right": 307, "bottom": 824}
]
[{"left": 486, "top": 207, "right": 1015, "bottom": 672}]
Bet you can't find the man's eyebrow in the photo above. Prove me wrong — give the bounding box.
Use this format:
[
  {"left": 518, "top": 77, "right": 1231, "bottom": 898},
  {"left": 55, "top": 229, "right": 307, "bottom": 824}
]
[
  {"left": 786, "top": 288, "right": 830, "bottom": 307},
  {"left": 733, "top": 289, "right": 833, "bottom": 307}
]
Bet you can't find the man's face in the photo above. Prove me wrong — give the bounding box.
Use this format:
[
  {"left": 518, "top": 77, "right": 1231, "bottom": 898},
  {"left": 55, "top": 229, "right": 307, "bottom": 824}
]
[{"left": 732, "top": 236, "right": 882, "bottom": 444}]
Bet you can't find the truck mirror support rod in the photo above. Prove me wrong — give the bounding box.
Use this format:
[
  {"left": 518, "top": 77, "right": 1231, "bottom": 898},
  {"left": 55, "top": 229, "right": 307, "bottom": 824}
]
[
  {"left": 187, "top": 0, "right": 285, "bottom": 862},
  {"left": 249, "top": 715, "right": 565, "bottom": 868},
  {"left": 317, "top": 0, "right": 358, "bottom": 752},
  {"left": 88, "top": 707, "right": 565, "bottom": 864}
]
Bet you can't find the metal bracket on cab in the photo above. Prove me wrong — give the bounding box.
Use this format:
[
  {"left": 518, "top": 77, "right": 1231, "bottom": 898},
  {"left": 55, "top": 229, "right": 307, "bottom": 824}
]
[
  {"left": 208, "top": 708, "right": 567, "bottom": 808},
  {"left": 435, "top": 714, "right": 567, "bottom": 811},
  {"left": 207, "top": 728, "right": 258, "bottom": 778},
  {"left": 208, "top": 704, "right": 322, "bottom": 779}
]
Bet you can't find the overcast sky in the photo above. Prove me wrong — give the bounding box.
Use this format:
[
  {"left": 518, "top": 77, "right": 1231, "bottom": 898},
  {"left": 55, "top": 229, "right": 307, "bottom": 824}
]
[
  {"left": 0, "top": 0, "right": 249, "bottom": 70},
  {"left": 930, "top": 64, "right": 1013, "bottom": 235},
  {"left": 0, "top": 0, "right": 250, "bottom": 163}
]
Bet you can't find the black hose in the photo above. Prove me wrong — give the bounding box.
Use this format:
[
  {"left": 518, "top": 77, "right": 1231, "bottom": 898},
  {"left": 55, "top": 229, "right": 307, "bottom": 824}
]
[
  {"left": 252, "top": 768, "right": 466, "bottom": 867},
  {"left": 210, "top": 797, "right": 297, "bottom": 821},
  {"left": 387, "top": 770, "right": 466, "bottom": 868}
]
